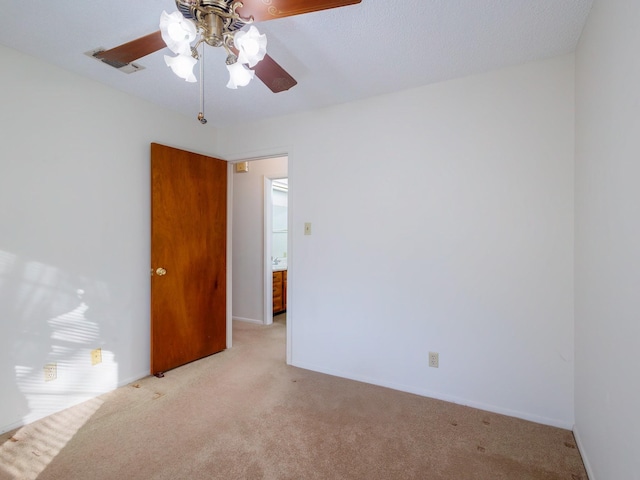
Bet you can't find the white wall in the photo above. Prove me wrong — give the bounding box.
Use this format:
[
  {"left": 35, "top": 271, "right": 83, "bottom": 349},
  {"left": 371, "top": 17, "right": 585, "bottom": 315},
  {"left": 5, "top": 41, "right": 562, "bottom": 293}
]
[
  {"left": 0, "top": 39, "right": 580, "bottom": 438},
  {"left": 574, "top": 0, "right": 640, "bottom": 478},
  {"left": 231, "top": 157, "right": 287, "bottom": 323},
  {"left": 0, "top": 45, "right": 219, "bottom": 433},
  {"left": 218, "top": 55, "right": 576, "bottom": 428}
]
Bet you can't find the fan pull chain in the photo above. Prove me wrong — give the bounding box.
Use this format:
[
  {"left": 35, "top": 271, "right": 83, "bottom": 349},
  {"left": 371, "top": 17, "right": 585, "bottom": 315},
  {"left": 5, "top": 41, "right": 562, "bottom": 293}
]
[{"left": 198, "top": 43, "right": 207, "bottom": 124}]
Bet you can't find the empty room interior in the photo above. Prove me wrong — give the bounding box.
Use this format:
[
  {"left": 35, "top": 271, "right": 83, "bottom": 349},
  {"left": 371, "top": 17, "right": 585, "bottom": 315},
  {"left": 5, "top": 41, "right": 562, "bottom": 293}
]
[{"left": 0, "top": 1, "right": 638, "bottom": 479}]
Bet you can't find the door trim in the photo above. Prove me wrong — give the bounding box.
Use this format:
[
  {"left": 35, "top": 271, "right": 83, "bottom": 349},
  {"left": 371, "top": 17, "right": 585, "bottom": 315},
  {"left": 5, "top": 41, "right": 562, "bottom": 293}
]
[
  {"left": 226, "top": 161, "right": 234, "bottom": 349},
  {"left": 263, "top": 176, "right": 274, "bottom": 326},
  {"left": 263, "top": 174, "right": 288, "bottom": 326}
]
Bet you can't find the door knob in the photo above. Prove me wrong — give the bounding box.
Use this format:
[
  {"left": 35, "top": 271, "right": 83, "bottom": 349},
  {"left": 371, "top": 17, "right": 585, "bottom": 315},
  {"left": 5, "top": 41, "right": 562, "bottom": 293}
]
[{"left": 156, "top": 267, "right": 167, "bottom": 276}]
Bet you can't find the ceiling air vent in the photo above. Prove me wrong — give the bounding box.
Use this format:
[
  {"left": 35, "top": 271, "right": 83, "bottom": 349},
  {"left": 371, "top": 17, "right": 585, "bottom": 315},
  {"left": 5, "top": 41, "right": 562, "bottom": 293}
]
[{"left": 85, "top": 49, "right": 145, "bottom": 74}]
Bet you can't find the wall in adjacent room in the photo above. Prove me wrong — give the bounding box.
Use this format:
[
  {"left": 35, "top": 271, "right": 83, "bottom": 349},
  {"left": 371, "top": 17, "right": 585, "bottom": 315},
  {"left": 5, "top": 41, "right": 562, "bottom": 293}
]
[
  {"left": 218, "top": 55, "right": 576, "bottom": 428},
  {"left": 0, "top": 45, "right": 219, "bottom": 433},
  {"left": 574, "top": 0, "right": 640, "bottom": 478}
]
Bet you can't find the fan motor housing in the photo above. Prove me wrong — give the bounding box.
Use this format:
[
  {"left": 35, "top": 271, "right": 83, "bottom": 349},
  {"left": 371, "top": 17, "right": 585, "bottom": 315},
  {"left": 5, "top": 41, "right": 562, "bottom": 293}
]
[{"left": 176, "top": 0, "right": 247, "bottom": 32}]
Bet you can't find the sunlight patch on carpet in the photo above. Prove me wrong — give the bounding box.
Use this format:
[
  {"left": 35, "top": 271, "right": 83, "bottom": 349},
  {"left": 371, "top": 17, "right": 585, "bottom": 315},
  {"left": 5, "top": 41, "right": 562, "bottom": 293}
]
[{"left": 0, "top": 397, "right": 103, "bottom": 479}]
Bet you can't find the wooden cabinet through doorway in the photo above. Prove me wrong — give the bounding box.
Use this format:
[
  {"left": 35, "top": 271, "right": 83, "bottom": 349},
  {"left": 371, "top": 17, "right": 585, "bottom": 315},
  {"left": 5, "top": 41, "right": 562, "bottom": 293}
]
[{"left": 273, "top": 270, "right": 287, "bottom": 315}]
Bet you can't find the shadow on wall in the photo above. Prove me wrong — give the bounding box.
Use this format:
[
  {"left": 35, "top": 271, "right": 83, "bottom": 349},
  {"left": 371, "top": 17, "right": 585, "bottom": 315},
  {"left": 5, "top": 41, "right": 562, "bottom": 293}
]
[{"left": 0, "top": 249, "right": 118, "bottom": 479}]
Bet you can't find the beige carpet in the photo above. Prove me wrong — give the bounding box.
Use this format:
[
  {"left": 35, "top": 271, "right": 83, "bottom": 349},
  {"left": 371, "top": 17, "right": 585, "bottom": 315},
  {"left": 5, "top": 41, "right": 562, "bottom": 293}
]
[{"left": 0, "top": 316, "right": 587, "bottom": 479}]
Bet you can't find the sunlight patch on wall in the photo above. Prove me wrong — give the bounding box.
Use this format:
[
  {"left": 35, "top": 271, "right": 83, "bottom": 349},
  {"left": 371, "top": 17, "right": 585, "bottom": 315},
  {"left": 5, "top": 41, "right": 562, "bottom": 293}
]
[
  {"left": 16, "top": 288, "right": 119, "bottom": 426},
  {"left": 0, "top": 249, "right": 119, "bottom": 433}
]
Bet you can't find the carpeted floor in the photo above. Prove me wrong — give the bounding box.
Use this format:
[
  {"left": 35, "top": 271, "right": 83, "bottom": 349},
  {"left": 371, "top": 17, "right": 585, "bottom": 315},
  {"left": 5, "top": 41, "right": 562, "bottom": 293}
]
[{"left": 0, "top": 316, "right": 587, "bottom": 479}]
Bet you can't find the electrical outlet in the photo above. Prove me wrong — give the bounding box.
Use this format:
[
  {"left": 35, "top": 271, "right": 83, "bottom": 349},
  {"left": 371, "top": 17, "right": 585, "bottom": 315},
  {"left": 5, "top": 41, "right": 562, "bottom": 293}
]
[
  {"left": 44, "top": 363, "right": 57, "bottom": 381},
  {"left": 429, "top": 352, "right": 439, "bottom": 368},
  {"left": 91, "top": 348, "right": 102, "bottom": 366}
]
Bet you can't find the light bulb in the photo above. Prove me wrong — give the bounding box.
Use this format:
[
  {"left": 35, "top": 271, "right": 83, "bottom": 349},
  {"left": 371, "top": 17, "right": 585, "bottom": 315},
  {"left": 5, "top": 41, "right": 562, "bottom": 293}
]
[
  {"left": 242, "top": 38, "right": 259, "bottom": 56},
  {"left": 165, "top": 53, "right": 197, "bottom": 82},
  {"left": 160, "top": 10, "right": 197, "bottom": 55},
  {"left": 168, "top": 23, "right": 189, "bottom": 42},
  {"left": 235, "top": 26, "right": 267, "bottom": 68},
  {"left": 226, "top": 61, "right": 254, "bottom": 89}
]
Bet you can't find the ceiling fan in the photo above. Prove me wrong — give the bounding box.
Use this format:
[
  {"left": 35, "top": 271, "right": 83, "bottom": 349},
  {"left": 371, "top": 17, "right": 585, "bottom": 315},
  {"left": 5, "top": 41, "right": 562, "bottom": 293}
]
[{"left": 92, "top": 0, "right": 362, "bottom": 122}]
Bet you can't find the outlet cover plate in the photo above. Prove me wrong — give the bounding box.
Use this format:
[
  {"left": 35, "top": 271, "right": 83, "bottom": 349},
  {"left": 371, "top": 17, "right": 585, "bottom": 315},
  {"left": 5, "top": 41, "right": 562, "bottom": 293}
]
[
  {"left": 429, "top": 352, "right": 439, "bottom": 368},
  {"left": 44, "top": 363, "right": 57, "bottom": 381},
  {"left": 91, "top": 348, "right": 102, "bottom": 366}
]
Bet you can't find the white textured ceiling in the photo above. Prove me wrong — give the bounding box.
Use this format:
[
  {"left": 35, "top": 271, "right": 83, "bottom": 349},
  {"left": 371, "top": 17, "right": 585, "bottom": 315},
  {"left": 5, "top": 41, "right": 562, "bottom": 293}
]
[{"left": 0, "top": 1, "right": 593, "bottom": 128}]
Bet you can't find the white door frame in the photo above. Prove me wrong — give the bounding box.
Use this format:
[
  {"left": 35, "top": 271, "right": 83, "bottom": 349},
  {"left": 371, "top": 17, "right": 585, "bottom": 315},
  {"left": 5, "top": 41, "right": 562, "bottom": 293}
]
[
  {"left": 263, "top": 176, "right": 274, "bottom": 325},
  {"left": 263, "top": 174, "right": 288, "bottom": 326},
  {"left": 226, "top": 162, "right": 234, "bottom": 348}
]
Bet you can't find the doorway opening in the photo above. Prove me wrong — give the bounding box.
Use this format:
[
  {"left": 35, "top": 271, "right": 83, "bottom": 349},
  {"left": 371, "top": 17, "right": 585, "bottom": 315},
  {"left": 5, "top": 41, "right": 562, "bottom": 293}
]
[{"left": 229, "top": 155, "right": 290, "bottom": 362}]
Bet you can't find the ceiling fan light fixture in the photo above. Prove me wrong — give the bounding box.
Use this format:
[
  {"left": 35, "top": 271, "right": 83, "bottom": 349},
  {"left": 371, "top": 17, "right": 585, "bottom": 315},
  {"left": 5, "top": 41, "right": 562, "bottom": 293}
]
[
  {"left": 234, "top": 26, "right": 267, "bottom": 68},
  {"left": 165, "top": 53, "right": 198, "bottom": 82},
  {"left": 226, "top": 60, "right": 255, "bottom": 89},
  {"left": 160, "top": 10, "right": 197, "bottom": 55}
]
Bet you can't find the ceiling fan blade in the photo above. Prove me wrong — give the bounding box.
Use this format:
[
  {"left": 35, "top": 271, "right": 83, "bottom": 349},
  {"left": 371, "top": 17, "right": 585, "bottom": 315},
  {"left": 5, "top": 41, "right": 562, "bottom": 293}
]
[
  {"left": 252, "top": 54, "right": 298, "bottom": 93},
  {"left": 231, "top": 44, "right": 297, "bottom": 93},
  {"left": 236, "top": 0, "right": 362, "bottom": 22},
  {"left": 95, "top": 31, "right": 165, "bottom": 65}
]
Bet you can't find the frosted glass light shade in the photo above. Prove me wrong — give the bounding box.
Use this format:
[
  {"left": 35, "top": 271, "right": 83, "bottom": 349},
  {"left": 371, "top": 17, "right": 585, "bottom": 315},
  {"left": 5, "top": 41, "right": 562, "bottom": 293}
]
[
  {"left": 234, "top": 26, "right": 267, "bottom": 67},
  {"left": 226, "top": 62, "right": 255, "bottom": 89},
  {"left": 164, "top": 53, "right": 197, "bottom": 82},
  {"left": 160, "top": 10, "right": 197, "bottom": 55}
]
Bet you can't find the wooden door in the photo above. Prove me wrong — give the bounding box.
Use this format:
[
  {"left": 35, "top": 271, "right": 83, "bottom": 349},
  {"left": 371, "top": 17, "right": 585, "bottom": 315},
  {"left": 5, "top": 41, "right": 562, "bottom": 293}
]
[{"left": 150, "top": 143, "right": 227, "bottom": 375}]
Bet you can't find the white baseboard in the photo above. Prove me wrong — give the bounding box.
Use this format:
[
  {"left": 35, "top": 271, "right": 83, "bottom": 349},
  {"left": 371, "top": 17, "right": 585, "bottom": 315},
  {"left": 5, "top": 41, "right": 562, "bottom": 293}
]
[
  {"left": 573, "top": 426, "right": 595, "bottom": 480},
  {"left": 1, "top": 418, "right": 26, "bottom": 435},
  {"left": 1, "top": 369, "right": 150, "bottom": 435},
  {"left": 290, "top": 360, "right": 574, "bottom": 430},
  {"left": 233, "top": 316, "right": 264, "bottom": 325}
]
